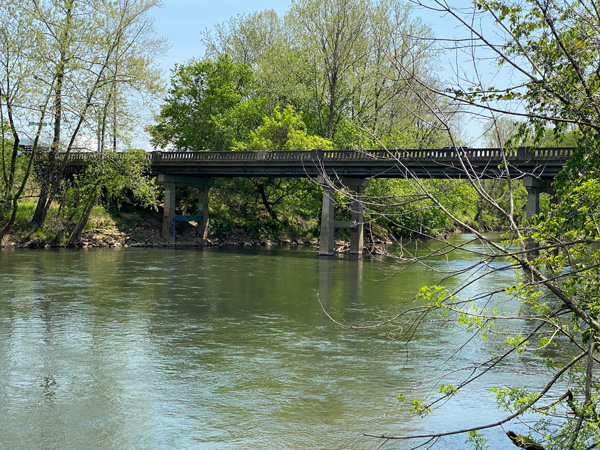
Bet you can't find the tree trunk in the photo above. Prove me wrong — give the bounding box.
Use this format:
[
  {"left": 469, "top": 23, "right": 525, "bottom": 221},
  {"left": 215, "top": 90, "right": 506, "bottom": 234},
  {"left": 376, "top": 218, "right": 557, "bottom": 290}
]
[
  {"left": 256, "top": 181, "right": 279, "bottom": 222},
  {"left": 506, "top": 431, "right": 546, "bottom": 449},
  {"left": 67, "top": 190, "right": 98, "bottom": 247},
  {"left": 32, "top": 0, "right": 73, "bottom": 227}
]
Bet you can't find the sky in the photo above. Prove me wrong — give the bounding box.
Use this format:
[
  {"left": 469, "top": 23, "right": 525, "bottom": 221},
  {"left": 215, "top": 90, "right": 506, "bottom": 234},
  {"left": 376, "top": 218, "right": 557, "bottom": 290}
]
[
  {"left": 149, "top": 0, "right": 455, "bottom": 72},
  {"left": 151, "top": 0, "right": 292, "bottom": 73}
]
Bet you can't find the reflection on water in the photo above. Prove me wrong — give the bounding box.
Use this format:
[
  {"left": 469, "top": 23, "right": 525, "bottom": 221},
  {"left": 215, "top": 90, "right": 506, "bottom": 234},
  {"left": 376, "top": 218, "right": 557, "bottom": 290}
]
[{"left": 0, "top": 237, "right": 557, "bottom": 449}]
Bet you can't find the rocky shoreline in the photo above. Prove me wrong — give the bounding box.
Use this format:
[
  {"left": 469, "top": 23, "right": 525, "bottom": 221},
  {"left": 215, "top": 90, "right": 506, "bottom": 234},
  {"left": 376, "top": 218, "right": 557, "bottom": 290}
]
[
  {"left": 1, "top": 231, "right": 390, "bottom": 255},
  {"left": 0, "top": 211, "right": 391, "bottom": 254},
  {"left": 0, "top": 212, "right": 324, "bottom": 250},
  {"left": 0, "top": 223, "right": 320, "bottom": 250},
  {"left": 1, "top": 225, "right": 390, "bottom": 255}
]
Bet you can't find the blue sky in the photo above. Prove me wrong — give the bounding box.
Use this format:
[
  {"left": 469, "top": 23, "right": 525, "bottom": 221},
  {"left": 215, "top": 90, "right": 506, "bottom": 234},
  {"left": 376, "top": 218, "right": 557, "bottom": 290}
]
[
  {"left": 151, "top": 1, "right": 292, "bottom": 72},
  {"left": 150, "top": 1, "right": 456, "bottom": 72}
]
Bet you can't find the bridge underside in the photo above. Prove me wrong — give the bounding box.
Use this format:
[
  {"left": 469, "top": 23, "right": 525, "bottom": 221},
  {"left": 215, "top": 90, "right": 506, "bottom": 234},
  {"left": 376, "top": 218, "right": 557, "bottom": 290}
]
[
  {"left": 158, "top": 175, "right": 213, "bottom": 241},
  {"left": 156, "top": 174, "right": 551, "bottom": 257}
]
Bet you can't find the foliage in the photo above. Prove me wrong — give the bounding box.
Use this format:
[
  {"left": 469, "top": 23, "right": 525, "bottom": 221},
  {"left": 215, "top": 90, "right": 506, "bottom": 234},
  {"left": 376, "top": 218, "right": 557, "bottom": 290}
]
[
  {"left": 234, "top": 105, "right": 332, "bottom": 151},
  {"left": 209, "top": 106, "right": 332, "bottom": 239},
  {"left": 202, "top": 0, "right": 446, "bottom": 148},
  {"left": 364, "top": 178, "right": 480, "bottom": 238},
  {"left": 26, "top": 0, "right": 165, "bottom": 227},
  {"left": 0, "top": 0, "right": 49, "bottom": 236},
  {"left": 148, "top": 55, "right": 265, "bottom": 151},
  {"left": 0, "top": 0, "right": 164, "bottom": 231},
  {"left": 209, "top": 177, "right": 321, "bottom": 239},
  {"left": 54, "top": 149, "right": 158, "bottom": 245}
]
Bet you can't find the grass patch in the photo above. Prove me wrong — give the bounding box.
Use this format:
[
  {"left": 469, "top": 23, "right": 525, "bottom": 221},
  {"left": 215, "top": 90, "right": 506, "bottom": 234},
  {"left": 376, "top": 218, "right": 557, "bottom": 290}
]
[{"left": 84, "top": 206, "right": 115, "bottom": 231}]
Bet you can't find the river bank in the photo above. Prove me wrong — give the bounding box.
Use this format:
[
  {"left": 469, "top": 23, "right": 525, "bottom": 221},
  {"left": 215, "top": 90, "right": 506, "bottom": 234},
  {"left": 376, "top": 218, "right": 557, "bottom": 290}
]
[
  {"left": 0, "top": 214, "right": 320, "bottom": 250},
  {"left": 0, "top": 208, "right": 343, "bottom": 250},
  {"left": 1, "top": 202, "right": 402, "bottom": 252}
]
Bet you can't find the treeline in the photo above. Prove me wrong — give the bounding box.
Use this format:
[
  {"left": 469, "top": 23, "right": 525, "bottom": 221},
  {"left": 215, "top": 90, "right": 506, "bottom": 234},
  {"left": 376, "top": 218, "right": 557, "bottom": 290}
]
[
  {"left": 0, "top": 0, "right": 163, "bottom": 243},
  {"left": 0, "top": 0, "right": 532, "bottom": 245}
]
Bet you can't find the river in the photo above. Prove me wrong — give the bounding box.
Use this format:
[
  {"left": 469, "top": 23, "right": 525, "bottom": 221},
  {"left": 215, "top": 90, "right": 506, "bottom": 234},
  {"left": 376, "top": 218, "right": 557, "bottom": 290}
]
[{"left": 0, "top": 235, "right": 559, "bottom": 449}]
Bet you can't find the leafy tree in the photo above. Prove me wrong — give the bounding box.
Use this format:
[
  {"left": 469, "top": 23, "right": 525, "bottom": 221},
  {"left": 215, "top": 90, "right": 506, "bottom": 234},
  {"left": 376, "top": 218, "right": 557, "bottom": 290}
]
[
  {"left": 24, "top": 0, "right": 165, "bottom": 228},
  {"left": 0, "top": 0, "right": 53, "bottom": 237},
  {"left": 148, "top": 55, "right": 265, "bottom": 151},
  {"left": 211, "top": 106, "right": 332, "bottom": 237},
  {"left": 234, "top": 105, "right": 332, "bottom": 151},
  {"left": 62, "top": 150, "right": 158, "bottom": 246},
  {"left": 202, "top": 0, "right": 446, "bottom": 148},
  {"left": 287, "top": 0, "right": 370, "bottom": 139},
  {"left": 202, "top": 10, "right": 319, "bottom": 131},
  {"left": 365, "top": 178, "right": 480, "bottom": 238},
  {"left": 203, "top": 10, "right": 284, "bottom": 68}
]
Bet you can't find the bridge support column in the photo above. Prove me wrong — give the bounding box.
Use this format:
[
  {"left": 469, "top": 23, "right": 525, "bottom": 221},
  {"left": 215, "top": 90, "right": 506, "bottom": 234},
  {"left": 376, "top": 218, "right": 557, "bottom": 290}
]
[
  {"left": 523, "top": 176, "right": 554, "bottom": 259},
  {"left": 523, "top": 176, "right": 553, "bottom": 220},
  {"left": 158, "top": 175, "right": 214, "bottom": 241},
  {"left": 318, "top": 176, "right": 369, "bottom": 256},
  {"left": 346, "top": 179, "right": 370, "bottom": 255},
  {"left": 162, "top": 182, "right": 177, "bottom": 241},
  {"left": 197, "top": 181, "right": 213, "bottom": 240},
  {"left": 319, "top": 176, "right": 335, "bottom": 256}
]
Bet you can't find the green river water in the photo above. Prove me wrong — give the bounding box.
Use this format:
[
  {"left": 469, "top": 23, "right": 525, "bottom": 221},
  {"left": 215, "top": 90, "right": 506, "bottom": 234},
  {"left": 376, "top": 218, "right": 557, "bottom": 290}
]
[{"left": 0, "top": 235, "right": 558, "bottom": 449}]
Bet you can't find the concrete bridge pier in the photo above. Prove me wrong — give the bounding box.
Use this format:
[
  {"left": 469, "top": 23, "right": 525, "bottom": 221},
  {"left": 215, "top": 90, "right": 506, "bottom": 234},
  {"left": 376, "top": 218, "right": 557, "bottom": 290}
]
[
  {"left": 523, "top": 176, "right": 554, "bottom": 259},
  {"left": 523, "top": 176, "right": 554, "bottom": 219},
  {"left": 318, "top": 176, "right": 370, "bottom": 256},
  {"left": 347, "top": 179, "right": 370, "bottom": 255},
  {"left": 157, "top": 175, "right": 214, "bottom": 241},
  {"left": 319, "top": 176, "right": 335, "bottom": 256},
  {"left": 196, "top": 181, "right": 212, "bottom": 239}
]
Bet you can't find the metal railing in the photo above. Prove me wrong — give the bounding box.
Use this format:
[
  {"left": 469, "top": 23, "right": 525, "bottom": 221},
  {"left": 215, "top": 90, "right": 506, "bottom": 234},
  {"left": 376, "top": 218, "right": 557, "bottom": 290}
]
[
  {"left": 149, "top": 147, "right": 574, "bottom": 163},
  {"left": 39, "top": 147, "right": 573, "bottom": 165}
]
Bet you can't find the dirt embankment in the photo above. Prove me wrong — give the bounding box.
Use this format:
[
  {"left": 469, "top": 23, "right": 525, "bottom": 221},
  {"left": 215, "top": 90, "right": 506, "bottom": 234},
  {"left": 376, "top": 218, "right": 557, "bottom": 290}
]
[{"left": 0, "top": 211, "right": 320, "bottom": 250}]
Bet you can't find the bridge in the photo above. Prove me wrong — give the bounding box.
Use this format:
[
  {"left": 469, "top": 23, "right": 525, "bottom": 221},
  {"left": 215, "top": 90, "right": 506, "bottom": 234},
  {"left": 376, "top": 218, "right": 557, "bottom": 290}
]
[
  {"left": 65, "top": 147, "right": 573, "bottom": 256},
  {"left": 149, "top": 147, "right": 569, "bottom": 179}
]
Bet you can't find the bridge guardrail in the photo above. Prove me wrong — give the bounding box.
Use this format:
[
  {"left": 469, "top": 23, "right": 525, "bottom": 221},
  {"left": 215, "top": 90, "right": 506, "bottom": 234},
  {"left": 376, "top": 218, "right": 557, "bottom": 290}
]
[
  {"left": 40, "top": 147, "right": 574, "bottom": 164},
  {"left": 150, "top": 147, "right": 573, "bottom": 163}
]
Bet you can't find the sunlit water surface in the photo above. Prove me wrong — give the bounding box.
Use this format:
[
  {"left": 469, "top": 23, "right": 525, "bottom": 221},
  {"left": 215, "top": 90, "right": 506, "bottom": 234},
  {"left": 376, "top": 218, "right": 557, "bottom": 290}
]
[{"left": 0, "top": 235, "right": 560, "bottom": 449}]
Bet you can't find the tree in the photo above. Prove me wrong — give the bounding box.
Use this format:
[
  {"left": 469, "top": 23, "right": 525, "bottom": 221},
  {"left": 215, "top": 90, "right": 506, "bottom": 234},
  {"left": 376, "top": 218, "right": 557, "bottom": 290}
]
[
  {"left": 24, "top": 0, "right": 164, "bottom": 228},
  {"left": 234, "top": 105, "right": 332, "bottom": 151},
  {"left": 320, "top": 0, "right": 600, "bottom": 448},
  {"left": 0, "top": 0, "right": 53, "bottom": 237},
  {"left": 64, "top": 149, "right": 158, "bottom": 246},
  {"left": 287, "top": 0, "right": 370, "bottom": 139},
  {"left": 203, "top": 10, "right": 284, "bottom": 68},
  {"left": 211, "top": 106, "right": 332, "bottom": 236},
  {"left": 148, "top": 55, "right": 264, "bottom": 151},
  {"left": 93, "top": 1, "right": 165, "bottom": 153},
  {"left": 202, "top": 0, "right": 446, "bottom": 149}
]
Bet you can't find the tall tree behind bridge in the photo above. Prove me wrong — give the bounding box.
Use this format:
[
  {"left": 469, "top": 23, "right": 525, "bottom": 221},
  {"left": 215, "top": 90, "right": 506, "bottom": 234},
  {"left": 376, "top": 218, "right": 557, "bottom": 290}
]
[
  {"left": 202, "top": 0, "right": 447, "bottom": 149},
  {"left": 148, "top": 55, "right": 263, "bottom": 151}
]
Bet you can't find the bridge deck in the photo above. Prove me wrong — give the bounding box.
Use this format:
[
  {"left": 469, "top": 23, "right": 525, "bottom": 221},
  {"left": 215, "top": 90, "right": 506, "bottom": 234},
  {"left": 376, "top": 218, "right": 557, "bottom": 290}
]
[{"left": 62, "top": 147, "right": 572, "bottom": 179}]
